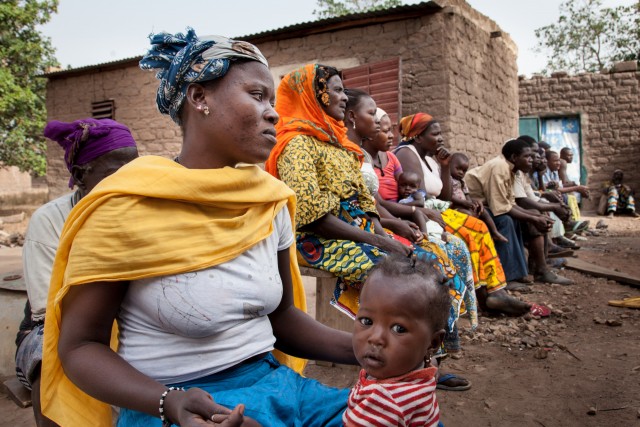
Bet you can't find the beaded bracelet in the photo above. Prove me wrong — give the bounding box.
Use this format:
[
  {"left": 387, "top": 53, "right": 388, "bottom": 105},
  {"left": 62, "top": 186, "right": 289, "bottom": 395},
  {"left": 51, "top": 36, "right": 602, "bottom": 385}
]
[{"left": 159, "top": 386, "right": 184, "bottom": 427}]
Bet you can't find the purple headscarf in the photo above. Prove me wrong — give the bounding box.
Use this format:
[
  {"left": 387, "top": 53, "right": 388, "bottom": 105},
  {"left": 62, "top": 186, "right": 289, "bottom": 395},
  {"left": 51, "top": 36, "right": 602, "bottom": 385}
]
[{"left": 44, "top": 118, "right": 137, "bottom": 188}]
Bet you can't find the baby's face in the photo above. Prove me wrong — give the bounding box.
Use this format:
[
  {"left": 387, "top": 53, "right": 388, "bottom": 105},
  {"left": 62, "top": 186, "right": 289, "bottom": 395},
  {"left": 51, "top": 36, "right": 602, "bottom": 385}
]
[
  {"left": 353, "top": 274, "right": 434, "bottom": 379},
  {"left": 451, "top": 159, "right": 469, "bottom": 181},
  {"left": 398, "top": 176, "right": 420, "bottom": 198}
]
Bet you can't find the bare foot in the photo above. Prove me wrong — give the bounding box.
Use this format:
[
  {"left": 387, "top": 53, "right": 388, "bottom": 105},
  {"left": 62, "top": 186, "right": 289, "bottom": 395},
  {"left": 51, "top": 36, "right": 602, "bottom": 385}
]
[
  {"left": 484, "top": 290, "right": 531, "bottom": 316},
  {"left": 491, "top": 231, "right": 509, "bottom": 243}
]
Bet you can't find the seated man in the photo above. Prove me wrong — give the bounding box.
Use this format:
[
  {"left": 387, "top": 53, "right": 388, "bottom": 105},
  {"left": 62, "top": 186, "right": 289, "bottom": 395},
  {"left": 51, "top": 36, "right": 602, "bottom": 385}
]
[
  {"left": 514, "top": 148, "right": 577, "bottom": 262},
  {"left": 602, "top": 169, "right": 639, "bottom": 218},
  {"left": 543, "top": 150, "right": 589, "bottom": 221},
  {"left": 519, "top": 138, "right": 577, "bottom": 250},
  {"left": 465, "top": 139, "right": 572, "bottom": 286},
  {"left": 15, "top": 118, "right": 138, "bottom": 427}
]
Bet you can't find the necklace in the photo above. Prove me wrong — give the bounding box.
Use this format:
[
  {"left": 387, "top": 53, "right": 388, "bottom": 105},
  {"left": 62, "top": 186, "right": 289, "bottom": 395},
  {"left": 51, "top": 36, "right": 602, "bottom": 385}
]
[
  {"left": 417, "top": 148, "right": 434, "bottom": 172},
  {"left": 373, "top": 152, "right": 385, "bottom": 176}
]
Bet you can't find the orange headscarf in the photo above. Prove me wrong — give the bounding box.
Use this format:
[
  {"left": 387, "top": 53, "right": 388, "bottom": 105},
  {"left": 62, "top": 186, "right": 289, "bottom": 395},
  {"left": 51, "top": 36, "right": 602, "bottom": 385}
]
[
  {"left": 265, "top": 63, "right": 363, "bottom": 178},
  {"left": 399, "top": 112, "right": 436, "bottom": 141}
]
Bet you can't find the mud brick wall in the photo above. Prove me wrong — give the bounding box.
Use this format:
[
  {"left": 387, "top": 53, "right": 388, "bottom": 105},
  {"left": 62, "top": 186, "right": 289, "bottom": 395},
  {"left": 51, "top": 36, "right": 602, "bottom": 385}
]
[
  {"left": 519, "top": 64, "right": 640, "bottom": 209},
  {"left": 45, "top": 0, "right": 518, "bottom": 198},
  {"left": 438, "top": 0, "right": 519, "bottom": 167}
]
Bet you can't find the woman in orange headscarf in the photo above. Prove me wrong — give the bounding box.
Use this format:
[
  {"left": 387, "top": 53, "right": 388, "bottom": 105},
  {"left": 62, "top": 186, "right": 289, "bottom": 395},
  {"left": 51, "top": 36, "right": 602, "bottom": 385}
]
[
  {"left": 394, "top": 113, "right": 534, "bottom": 316},
  {"left": 268, "top": 65, "right": 480, "bottom": 392},
  {"left": 266, "top": 64, "right": 414, "bottom": 317}
]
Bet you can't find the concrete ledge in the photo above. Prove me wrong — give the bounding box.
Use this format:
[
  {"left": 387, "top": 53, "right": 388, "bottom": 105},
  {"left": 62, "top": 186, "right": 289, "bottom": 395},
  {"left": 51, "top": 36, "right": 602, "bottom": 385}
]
[
  {"left": 299, "top": 266, "right": 354, "bottom": 332},
  {"left": 2, "top": 377, "right": 31, "bottom": 408}
]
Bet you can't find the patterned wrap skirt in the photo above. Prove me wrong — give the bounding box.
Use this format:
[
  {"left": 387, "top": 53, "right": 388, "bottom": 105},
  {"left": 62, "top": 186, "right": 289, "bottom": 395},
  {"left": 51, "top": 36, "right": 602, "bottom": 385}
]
[
  {"left": 296, "top": 196, "right": 477, "bottom": 332},
  {"left": 441, "top": 208, "right": 507, "bottom": 294}
]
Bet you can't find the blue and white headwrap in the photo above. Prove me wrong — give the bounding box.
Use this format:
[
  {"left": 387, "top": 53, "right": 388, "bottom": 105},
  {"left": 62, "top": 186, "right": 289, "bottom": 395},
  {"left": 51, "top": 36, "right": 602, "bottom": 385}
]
[{"left": 140, "top": 28, "right": 269, "bottom": 124}]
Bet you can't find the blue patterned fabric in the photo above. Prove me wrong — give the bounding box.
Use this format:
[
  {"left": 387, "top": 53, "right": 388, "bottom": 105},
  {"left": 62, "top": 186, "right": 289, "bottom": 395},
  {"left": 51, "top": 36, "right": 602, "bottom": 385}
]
[
  {"left": 117, "top": 354, "right": 349, "bottom": 427},
  {"left": 296, "top": 197, "right": 472, "bottom": 334},
  {"left": 139, "top": 28, "right": 268, "bottom": 124}
]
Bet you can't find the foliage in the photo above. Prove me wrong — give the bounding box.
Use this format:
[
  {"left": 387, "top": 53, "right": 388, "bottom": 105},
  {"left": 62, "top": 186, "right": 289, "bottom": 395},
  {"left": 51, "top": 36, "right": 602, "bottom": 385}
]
[
  {"left": 313, "top": 0, "right": 402, "bottom": 19},
  {"left": 534, "top": 0, "right": 639, "bottom": 75},
  {"left": 0, "top": 0, "right": 58, "bottom": 176}
]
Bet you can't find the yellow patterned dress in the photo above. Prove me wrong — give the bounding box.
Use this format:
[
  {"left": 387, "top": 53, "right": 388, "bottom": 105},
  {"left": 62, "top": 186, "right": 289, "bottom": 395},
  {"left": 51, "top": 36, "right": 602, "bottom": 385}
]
[{"left": 277, "top": 134, "right": 475, "bottom": 333}]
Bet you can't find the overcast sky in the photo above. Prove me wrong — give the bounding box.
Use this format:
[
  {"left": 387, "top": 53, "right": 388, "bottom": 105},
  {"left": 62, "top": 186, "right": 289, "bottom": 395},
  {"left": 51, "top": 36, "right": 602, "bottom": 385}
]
[{"left": 39, "top": 0, "right": 634, "bottom": 76}]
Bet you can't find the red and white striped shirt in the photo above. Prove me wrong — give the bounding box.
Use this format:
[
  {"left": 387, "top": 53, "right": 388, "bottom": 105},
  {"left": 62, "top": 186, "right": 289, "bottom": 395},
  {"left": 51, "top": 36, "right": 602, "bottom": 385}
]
[{"left": 343, "top": 367, "right": 440, "bottom": 427}]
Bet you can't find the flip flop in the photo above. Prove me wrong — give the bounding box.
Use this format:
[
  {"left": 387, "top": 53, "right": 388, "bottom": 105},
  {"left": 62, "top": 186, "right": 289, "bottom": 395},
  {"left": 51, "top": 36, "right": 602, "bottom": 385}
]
[
  {"left": 436, "top": 373, "right": 472, "bottom": 391},
  {"left": 529, "top": 303, "right": 551, "bottom": 317},
  {"left": 608, "top": 297, "right": 640, "bottom": 309}
]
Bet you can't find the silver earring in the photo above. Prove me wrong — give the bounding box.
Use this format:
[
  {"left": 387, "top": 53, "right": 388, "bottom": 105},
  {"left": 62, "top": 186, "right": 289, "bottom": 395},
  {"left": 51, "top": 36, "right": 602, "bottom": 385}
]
[
  {"left": 352, "top": 120, "right": 357, "bottom": 130},
  {"left": 424, "top": 352, "right": 432, "bottom": 366},
  {"left": 203, "top": 106, "right": 210, "bottom": 116}
]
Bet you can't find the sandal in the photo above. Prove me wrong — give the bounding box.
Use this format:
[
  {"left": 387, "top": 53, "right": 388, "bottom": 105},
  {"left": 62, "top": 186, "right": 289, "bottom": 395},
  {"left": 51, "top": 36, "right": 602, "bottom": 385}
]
[
  {"left": 436, "top": 373, "right": 472, "bottom": 391},
  {"left": 529, "top": 303, "right": 551, "bottom": 317},
  {"left": 608, "top": 297, "right": 640, "bottom": 309}
]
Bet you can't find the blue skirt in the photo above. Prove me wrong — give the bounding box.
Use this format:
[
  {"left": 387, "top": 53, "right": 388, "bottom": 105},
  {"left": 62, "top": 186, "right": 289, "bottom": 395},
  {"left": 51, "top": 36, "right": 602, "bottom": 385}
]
[{"left": 117, "top": 353, "right": 349, "bottom": 427}]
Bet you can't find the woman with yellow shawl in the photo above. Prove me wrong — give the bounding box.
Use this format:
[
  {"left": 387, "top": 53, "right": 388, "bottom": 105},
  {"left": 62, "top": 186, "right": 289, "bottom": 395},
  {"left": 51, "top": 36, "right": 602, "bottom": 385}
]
[{"left": 41, "top": 29, "right": 354, "bottom": 427}]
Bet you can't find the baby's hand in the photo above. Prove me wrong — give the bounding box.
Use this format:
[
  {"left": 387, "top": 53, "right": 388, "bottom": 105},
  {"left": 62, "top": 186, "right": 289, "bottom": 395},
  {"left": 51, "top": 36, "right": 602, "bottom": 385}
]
[
  {"left": 211, "top": 404, "right": 262, "bottom": 426},
  {"left": 412, "top": 191, "right": 426, "bottom": 203}
]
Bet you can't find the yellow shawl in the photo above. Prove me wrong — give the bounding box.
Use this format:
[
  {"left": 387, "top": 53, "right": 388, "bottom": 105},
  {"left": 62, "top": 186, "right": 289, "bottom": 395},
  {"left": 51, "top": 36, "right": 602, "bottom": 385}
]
[{"left": 41, "top": 156, "right": 307, "bottom": 426}]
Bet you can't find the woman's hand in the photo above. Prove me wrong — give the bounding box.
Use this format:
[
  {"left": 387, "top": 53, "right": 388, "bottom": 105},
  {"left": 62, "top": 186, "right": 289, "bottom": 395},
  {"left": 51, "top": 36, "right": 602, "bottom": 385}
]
[
  {"left": 435, "top": 146, "right": 452, "bottom": 166},
  {"left": 384, "top": 218, "right": 423, "bottom": 243},
  {"left": 372, "top": 233, "right": 412, "bottom": 256},
  {"left": 420, "top": 208, "right": 447, "bottom": 229},
  {"left": 166, "top": 388, "right": 261, "bottom": 427}
]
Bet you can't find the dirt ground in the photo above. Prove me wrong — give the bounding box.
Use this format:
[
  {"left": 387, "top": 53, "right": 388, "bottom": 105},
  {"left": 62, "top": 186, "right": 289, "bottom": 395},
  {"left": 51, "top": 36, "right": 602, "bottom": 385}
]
[{"left": 2, "top": 213, "right": 639, "bottom": 426}]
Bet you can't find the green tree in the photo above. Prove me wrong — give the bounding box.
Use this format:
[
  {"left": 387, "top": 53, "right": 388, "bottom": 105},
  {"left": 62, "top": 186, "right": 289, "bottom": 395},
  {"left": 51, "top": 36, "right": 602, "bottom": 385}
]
[
  {"left": 534, "top": 0, "right": 639, "bottom": 75},
  {"left": 0, "top": 0, "right": 58, "bottom": 176},
  {"left": 313, "top": 0, "right": 403, "bottom": 19}
]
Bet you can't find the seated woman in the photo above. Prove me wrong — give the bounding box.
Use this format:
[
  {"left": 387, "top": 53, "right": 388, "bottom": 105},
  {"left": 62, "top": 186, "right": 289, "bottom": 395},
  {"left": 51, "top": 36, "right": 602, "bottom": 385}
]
[
  {"left": 603, "top": 169, "right": 639, "bottom": 218},
  {"left": 393, "top": 113, "right": 533, "bottom": 316},
  {"left": 266, "top": 65, "right": 472, "bottom": 390},
  {"left": 344, "top": 91, "right": 477, "bottom": 365},
  {"left": 41, "top": 30, "right": 354, "bottom": 427}
]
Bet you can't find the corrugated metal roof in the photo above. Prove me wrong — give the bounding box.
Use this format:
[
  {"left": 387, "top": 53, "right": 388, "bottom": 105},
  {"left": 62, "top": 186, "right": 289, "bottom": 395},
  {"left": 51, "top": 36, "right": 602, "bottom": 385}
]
[
  {"left": 43, "top": 1, "right": 441, "bottom": 79},
  {"left": 240, "top": 1, "right": 441, "bottom": 43}
]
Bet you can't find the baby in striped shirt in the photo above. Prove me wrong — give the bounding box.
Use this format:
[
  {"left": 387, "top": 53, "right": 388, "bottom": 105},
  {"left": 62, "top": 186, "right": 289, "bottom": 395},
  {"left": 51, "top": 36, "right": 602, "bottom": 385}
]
[{"left": 343, "top": 254, "right": 450, "bottom": 427}]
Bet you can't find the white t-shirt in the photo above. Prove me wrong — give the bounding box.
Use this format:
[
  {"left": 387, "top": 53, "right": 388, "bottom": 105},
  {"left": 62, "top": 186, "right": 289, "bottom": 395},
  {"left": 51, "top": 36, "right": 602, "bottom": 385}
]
[
  {"left": 117, "top": 206, "right": 294, "bottom": 383},
  {"left": 23, "top": 193, "right": 75, "bottom": 322},
  {"left": 395, "top": 145, "right": 443, "bottom": 197}
]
